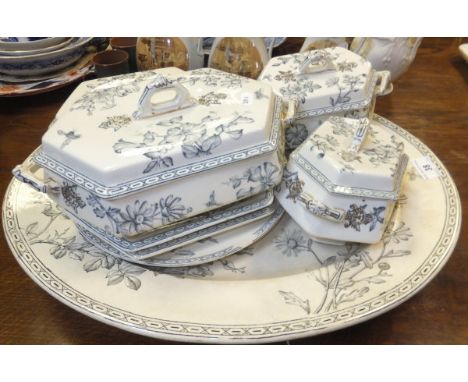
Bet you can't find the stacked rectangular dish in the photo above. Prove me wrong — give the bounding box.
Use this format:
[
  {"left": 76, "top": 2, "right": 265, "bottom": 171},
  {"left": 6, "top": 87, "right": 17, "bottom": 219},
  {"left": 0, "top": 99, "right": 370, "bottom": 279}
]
[{"left": 13, "top": 67, "right": 287, "bottom": 266}]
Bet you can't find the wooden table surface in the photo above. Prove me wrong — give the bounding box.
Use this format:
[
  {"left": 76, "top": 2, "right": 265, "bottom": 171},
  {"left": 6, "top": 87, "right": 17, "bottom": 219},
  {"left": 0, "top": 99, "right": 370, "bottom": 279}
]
[{"left": 0, "top": 37, "right": 466, "bottom": 344}]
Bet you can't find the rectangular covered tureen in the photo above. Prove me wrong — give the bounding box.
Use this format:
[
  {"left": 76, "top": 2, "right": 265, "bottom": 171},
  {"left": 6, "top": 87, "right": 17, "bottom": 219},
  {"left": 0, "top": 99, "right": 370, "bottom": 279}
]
[
  {"left": 259, "top": 46, "right": 392, "bottom": 151},
  {"left": 276, "top": 117, "right": 408, "bottom": 244},
  {"left": 13, "top": 67, "right": 286, "bottom": 239}
]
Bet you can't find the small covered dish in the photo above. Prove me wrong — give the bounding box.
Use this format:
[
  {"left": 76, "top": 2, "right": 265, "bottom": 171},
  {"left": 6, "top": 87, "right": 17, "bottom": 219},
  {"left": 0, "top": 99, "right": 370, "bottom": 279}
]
[
  {"left": 259, "top": 46, "right": 392, "bottom": 151},
  {"left": 276, "top": 117, "right": 408, "bottom": 244},
  {"left": 13, "top": 67, "right": 286, "bottom": 239}
]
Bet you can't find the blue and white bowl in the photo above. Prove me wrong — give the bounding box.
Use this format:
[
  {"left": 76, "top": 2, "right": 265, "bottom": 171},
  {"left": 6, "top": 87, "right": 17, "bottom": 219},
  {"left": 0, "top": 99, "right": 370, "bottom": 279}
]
[
  {"left": 0, "top": 37, "right": 93, "bottom": 76},
  {"left": 0, "top": 38, "right": 73, "bottom": 57},
  {"left": 0, "top": 37, "right": 68, "bottom": 51}
]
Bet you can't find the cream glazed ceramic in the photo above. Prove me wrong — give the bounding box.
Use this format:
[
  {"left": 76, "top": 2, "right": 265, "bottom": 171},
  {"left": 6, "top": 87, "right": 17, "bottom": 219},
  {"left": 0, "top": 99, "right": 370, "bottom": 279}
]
[
  {"left": 13, "top": 67, "right": 286, "bottom": 240},
  {"left": 276, "top": 117, "right": 408, "bottom": 244},
  {"left": 350, "top": 38, "right": 423, "bottom": 81},
  {"left": 3, "top": 115, "right": 461, "bottom": 343},
  {"left": 72, "top": 195, "right": 278, "bottom": 259},
  {"left": 76, "top": 202, "right": 284, "bottom": 266},
  {"left": 259, "top": 46, "right": 392, "bottom": 151}
]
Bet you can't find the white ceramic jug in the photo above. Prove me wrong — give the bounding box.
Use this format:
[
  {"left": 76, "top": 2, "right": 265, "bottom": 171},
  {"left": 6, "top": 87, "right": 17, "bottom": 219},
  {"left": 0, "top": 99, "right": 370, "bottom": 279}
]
[{"left": 350, "top": 37, "right": 423, "bottom": 81}]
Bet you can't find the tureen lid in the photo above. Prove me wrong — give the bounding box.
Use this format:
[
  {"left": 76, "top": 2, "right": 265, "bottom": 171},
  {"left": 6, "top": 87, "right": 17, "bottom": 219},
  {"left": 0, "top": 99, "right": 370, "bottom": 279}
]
[
  {"left": 259, "top": 47, "right": 390, "bottom": 120},
  {"left": 35, "top": 68, "right": 283, "bottom": 199},
  {"left": 291, "top": 117, "right": 408, "bottom": 200}
]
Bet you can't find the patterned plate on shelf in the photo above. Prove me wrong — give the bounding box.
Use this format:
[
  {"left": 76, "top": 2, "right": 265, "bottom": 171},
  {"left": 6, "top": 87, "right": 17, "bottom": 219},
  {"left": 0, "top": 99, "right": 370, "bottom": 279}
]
[
  {"left": 2, "top": 116, "right": 461, "bottom": 343},
  {"left": 0, "top": 53, "right": 94, "bottom": 97}
]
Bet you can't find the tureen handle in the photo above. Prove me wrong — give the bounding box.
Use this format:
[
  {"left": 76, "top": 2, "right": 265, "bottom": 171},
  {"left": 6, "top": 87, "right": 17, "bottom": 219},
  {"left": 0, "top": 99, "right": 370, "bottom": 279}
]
[
  {"left": 337, "top": 118, "right": 370, "bottom": 161},
  {"left": 348, "top": 118, "right": 369, "bottom": 154},
  {"left": 298, "top": 50, "right": 335, "bottom": 75},
  {"left": 12, "top": 161, "right": 60, "bottom": 194},
  {"left": 134, "top": 75, "right": 194, "bottom": 119},
  {"left": 374, "top": 70, "right": 393, "bottom": 96},
  {"left": 297, "top": 192, "right": 346, "bottom": 223},
  {"left": 284, "top": 98, "right": 299, "bottom": 125}
]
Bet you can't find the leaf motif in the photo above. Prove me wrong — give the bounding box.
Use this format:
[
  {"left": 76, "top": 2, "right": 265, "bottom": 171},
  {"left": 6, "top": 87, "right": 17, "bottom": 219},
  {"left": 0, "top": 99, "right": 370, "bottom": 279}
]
[
  {"left": 324, "top": 256, "right": 336, "bottom": 266},
  {"left": 113, "top": 139, "right": 138, "bottom": 153},
  {"left": 119, "top": 262, "right": 146, "bottom": 275},
  {"left": 229, "top": 177, "right": 242, "bottom": 189},
  {"left": 101, "top": 254, "right": 118, "bottom": 269},
  {"left": 125, "top": 275, "right": 142, "bottom": 290},
  {"left": 143, "top": 159, "right": 159, "bottom": 174},
  {"left": 62, "top": 235, "right": 76, "bottom": 246},
  {"left": 83, "top": 258, "right": 102, "bottom": 272},
  {"left": 181, "top": 144, "right": 201, "bottom": 159},
  {"left": 68, "top": 250, "right": 84, "bottom": 261},
  {"left": 169, "top": 115, "right": 183, "bottom": 123},
  {"left": 143, "top": 151, "right": 160, "bottom": 160},
  {"left": 107, "top": 273, "right": 124, "bottom": 286},
  {"left": 360, "top": 251, "right": 373, "bottom": 269},
  {"left": 278, "top": 290, "right": 311, "bottom": 314},
  {"left": 383, "top": 249, "right": 411, "bottom": 258},
  {"left": 235, "top": 116, "right": 254, "bottom": 124},
  {"left": 25, "top": 222, "right": 38, "bottom": 237},
  {"left": 201, "top": 114, "right": 218, "bottom": 123},
  {"left": 162, "top": 156, "right": 173, "bottom": 167},
  {"left": 201, "top": 134, "right": 221, "bottom": 152},
  {"left": 226, "top": 129, "right": 243, "bottom": 140}
]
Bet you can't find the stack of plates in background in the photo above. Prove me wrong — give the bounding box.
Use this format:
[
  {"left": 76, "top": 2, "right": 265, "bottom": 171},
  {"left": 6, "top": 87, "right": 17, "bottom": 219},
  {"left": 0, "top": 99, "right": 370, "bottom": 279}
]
[{"left": 0, "top": 37, "right": 94, "bottom": 82}]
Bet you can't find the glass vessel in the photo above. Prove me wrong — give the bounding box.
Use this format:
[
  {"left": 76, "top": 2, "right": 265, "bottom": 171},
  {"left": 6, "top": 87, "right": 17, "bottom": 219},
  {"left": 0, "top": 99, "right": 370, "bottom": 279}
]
[{"left": 208, "top": 37, "right": 269, "bottom": 79}]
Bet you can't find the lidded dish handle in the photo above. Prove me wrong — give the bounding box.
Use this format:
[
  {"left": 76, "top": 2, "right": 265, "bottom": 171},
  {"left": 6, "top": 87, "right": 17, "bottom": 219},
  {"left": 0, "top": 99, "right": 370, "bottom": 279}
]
[
  {"left": 298, "top": 50, "right": 336, "bottom": 75},
  {"left": 12, "top": 160, "right": 59, "bottom": 194},
  {"left": 134, "top": 75, "right": 194, "bottom": 119},
  {"left": 339, "top": 117, "right": 370, "bottom": 162},
  {"left": 298, "top": 193, "right": 346, "bottom": 223},
  {"left": 285, "top": 171, "right": 345, "bottom": 223}
]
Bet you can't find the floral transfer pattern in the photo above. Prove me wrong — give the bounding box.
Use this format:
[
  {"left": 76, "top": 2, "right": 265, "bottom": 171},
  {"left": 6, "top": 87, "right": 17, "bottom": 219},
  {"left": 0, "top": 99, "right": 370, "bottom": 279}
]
[
  {"left": 20, "top": 191, "right": 263, "bottom": 290},
  {"left": 277, "top": 197, "right": 413, "bottom": 314},
  {"left": 279, "top": 79, "right": 321, "bottom": 104},
  {"left": 225, "top": 162, "right": 281, "bottom": 200},
  {"left": 70, "top": 71, "right": 161, "bottom": 115},
  {"left": 326, "top": 74, "right": 366, "bottom": 107},
  {"left": 86, "top": 193, "right": 192, "bottom": 236},
  {"left": 98, "top": 115, "right": 132, "bottom": 132},
  {"left": 281, "top": 170, "right": 386, "bottom": 233},
  {"left": 61, "top": 182, "right": 86, "bottom": 213},
  {"left": 57, "top": 130, "right": 81, "bottom": 149},
  {"left": 177, "top": 69, "right": 248, "bottom": 89},
  {"left": 197, "top": 91, "right": 227, "bottom": 106},
  {"left": 112, "top": 112, "right": 253, "bottom": 174},
  {"left": 285, "top": 123, "right": 309, "bottom": 150},
  {"left": 261, "top": 48, "right": 375, "bottom": 111},
  {"left": 343, "top": 204, "right": 386, "bottom": 232},
  {"left": 307, "top": 119, "right": 405, "bottom": 175}
]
